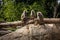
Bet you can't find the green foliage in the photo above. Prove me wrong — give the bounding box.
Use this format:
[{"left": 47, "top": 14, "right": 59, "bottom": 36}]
[
  {"left": 29, "top": 2, "right": 46, "bottom": 16},
  {"left": 0, "top": 0, "right": 59, "bottom": 22},
  {"left": 3, "top": 0, "right": 17, "bottom": 21},
  {"left": 15, "top": 0, "right": 47, "bottom": 18}
]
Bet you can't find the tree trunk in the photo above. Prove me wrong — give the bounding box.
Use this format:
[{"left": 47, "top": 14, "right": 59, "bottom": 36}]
[
  {"left": 53, "top": 3, "right": 58, "bottom": 18},
  {"left": 0, "top": 18, "right": 60, "bottom": 27}
]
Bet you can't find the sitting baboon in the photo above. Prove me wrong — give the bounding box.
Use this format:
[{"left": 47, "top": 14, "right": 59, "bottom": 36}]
[
  {"left": 30, "top": 10, "right": 36, "bottom": 19},
  {"left": 21, "top": 10, "right": 28, "bottom": 22},
  {"left": 37, "top": 12, "right": 44, "bottom": 25}
]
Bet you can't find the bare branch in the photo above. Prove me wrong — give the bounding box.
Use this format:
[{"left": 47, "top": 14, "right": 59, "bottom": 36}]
[{"left": 0, "top": 18, "right": 60, "bottom": 27}]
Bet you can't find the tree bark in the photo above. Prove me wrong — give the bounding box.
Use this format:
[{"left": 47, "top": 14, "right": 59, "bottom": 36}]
[{"left": 0, "top": 18, "right": 60, "bottom": 27}]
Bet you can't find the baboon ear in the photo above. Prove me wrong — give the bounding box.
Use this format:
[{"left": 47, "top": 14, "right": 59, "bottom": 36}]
[
  {"left": 21, "top": 10, "right": 28, "bottom": 20},
  {"left": 30, "top": 10, "right": 36, "bottom": 19}
]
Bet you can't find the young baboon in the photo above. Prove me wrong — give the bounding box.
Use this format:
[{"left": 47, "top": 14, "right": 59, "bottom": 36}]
[
  {"left": 37, "top": 12, "right": 44, "bottom": 25},
  {"left": 30, "top": 10, "right": 36, "bottom": 19},
  {"left": 21, "top": 10, "right": 28, "bottom": 21}
]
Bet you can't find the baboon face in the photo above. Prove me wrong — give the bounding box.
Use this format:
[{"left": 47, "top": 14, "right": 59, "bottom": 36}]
[
  {"left": 37, "top": 12, "right": 42, "bottom": 17},
  {"left": 37, "top": 12, "right": 44, "bottom": 19}
]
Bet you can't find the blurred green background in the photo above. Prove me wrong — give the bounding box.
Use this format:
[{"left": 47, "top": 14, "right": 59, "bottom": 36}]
[{"left": 0, "top": 0, "right": 60, "bottom": 22}]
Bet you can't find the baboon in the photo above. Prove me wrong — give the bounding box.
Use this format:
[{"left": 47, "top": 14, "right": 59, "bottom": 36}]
[
  {"left": 37, "top": 12, "right": 44, "bottom": 25},
  {"left": 21, "top": 10, "right": 28, "bottom": 21},
  {"left": 30, "top": 10, "right": 36, "bottom": 19}
]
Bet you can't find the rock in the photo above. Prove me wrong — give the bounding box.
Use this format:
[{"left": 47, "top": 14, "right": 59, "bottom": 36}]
[
  {"left": 0, "top": 30, "right": 12, "bottom": 36},
  {"left": 0, "top": 24, "right": 60, "bottom": 40}
]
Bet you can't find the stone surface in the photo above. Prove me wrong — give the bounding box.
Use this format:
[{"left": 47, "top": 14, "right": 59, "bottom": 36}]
[{"left": 0, "top": 24, "right": 60, "bottom": 40}]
